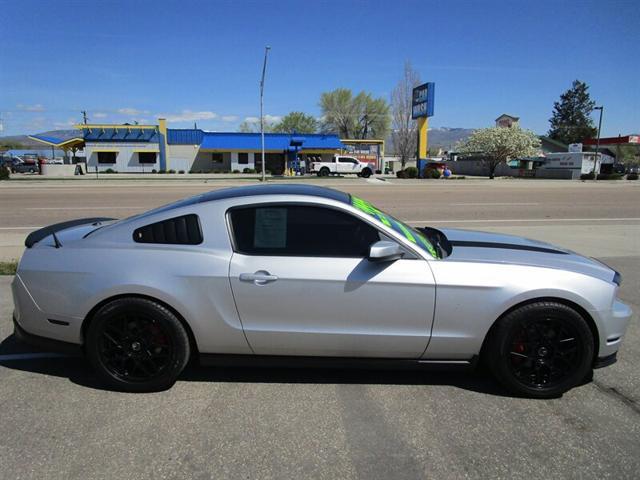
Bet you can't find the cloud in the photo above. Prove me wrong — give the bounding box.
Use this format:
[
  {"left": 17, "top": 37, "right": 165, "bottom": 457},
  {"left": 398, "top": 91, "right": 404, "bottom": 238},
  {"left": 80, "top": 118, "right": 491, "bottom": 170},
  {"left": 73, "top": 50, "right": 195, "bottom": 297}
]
[
  {"left": 244, "top": 115, "right": 281, "bottom": 124},
  {"left": 160, "top": 110, "right": 218, "bottom": 123},
  {"left": 17, "top": 103, "right": 45, "bottom": 112},
  {"left": 93, "top": 112, "right": 108, "bottom": 118},
  {"left": 221, "top": 115, "right": 239, "bottom": 122},
  {"left": 117, "top": 107, "right": 149, "bottom": 116},
  {"left": 53, "top": 118, "right": 76, "bottom": 128}
]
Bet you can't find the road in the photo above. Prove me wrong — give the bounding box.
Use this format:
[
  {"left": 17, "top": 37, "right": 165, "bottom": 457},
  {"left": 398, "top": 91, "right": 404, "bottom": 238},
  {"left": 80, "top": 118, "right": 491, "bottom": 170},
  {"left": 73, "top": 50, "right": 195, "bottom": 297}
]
[{"left": 0, "top": 177, "right": 639, "bottom": 479}]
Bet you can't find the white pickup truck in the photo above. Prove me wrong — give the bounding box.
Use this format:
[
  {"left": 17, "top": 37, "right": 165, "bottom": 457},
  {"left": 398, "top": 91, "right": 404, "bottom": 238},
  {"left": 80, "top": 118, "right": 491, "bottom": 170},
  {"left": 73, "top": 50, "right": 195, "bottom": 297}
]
[{"left": 311, "top": 155, "right": 373, "bottom": 178}]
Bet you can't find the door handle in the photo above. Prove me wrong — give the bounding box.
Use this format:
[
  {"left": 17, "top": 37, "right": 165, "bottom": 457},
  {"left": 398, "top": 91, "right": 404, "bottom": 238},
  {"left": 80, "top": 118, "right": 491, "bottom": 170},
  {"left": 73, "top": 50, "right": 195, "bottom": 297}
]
[{"left": 239, "top": 271, "right": 278, "bottom": 285}]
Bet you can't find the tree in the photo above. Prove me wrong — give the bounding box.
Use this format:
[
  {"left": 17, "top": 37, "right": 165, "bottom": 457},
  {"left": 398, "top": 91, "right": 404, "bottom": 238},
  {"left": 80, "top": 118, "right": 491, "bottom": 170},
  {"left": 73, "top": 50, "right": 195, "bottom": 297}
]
[
  {"left": 273, "top": 111, "right": 318, "bottom": 133},
  {"left": 548, "top": 80, "right": 597, "bottom": 145},
  {"left": 390, "top": 61, "right": 421, "bottom": 168},
  {"left": 237, "top": 119, "right": 277, "bottom": 133},
  {"left": 457, "top": 126, "right": 541, "bottom": 179},
  {"left": 320, "top": 88, "right": 390, "bottom": 139}
]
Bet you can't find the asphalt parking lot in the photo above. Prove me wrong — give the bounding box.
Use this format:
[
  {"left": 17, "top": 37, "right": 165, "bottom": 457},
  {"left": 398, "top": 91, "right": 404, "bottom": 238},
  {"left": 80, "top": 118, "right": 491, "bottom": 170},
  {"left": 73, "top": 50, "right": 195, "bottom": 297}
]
[{"left": 1, "top": 177, "right": 639, "bottom": 479}]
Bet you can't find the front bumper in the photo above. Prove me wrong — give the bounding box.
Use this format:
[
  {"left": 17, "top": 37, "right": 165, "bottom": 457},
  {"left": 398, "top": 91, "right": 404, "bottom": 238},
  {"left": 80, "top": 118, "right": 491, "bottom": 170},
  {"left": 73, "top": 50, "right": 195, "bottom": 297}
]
[{"left": 594, "top": 298, "right": 632, "bottom": 362}]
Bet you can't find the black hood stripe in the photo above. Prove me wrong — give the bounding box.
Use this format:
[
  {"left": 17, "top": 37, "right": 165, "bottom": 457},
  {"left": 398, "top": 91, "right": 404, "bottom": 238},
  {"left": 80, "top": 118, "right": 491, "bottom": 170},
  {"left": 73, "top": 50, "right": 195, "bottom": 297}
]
[{"left": 450, "top": 240, "right": 568, "bottom": 255}]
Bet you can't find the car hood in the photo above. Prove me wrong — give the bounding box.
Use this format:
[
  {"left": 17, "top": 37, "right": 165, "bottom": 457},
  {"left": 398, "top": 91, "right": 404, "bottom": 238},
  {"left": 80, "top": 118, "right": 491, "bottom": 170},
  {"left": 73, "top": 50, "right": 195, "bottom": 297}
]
[{"left": 438, "top": 228, "right": 615, "bottom": 283}]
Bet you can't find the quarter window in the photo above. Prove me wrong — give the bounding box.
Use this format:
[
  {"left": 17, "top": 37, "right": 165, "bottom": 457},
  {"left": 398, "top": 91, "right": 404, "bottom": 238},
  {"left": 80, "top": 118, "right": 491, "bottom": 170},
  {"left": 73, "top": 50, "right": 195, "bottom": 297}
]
[{"left": 229, "top": 205, "right": 380, "bottom": 257}]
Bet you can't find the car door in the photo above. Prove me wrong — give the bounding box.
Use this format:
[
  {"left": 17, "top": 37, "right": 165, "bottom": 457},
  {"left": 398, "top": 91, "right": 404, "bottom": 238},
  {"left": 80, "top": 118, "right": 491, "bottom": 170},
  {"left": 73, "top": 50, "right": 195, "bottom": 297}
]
[
  {"left": 337, "top": 156, "right": 352, "bottom": 174},
  {"left": 227, "top": 203, "right": 436, "bottom": 358}
]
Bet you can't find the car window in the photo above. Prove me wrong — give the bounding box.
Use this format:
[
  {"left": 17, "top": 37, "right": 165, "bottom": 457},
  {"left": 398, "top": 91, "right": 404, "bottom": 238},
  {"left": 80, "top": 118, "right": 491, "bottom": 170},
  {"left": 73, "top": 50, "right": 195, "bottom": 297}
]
[
  {"left": 351, "top": 195, "right": 439, "bottom": 259},
  {"left": 229, "top": 205, "right": 380, "bottom": 257}
]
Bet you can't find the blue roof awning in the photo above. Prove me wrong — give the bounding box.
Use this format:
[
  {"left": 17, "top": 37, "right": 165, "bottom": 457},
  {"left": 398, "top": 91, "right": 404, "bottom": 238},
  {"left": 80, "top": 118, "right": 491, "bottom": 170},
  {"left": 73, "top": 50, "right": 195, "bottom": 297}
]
[{"left": 198, "top": 132, "right": 343, "bottom": 151}]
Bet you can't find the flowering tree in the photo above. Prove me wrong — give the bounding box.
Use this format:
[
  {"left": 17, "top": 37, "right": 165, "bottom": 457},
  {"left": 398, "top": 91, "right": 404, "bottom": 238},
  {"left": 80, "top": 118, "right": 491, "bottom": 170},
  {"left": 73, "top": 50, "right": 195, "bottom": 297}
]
[{"left": 457, "top": 126, "right": 540, "bottom": 178}]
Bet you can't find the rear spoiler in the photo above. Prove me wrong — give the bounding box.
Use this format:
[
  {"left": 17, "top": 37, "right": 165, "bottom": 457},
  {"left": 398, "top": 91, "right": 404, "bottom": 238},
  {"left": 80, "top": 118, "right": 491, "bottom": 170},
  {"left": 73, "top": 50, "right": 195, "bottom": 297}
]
[{"left": 24, "top": 217, "right": 115, "bottom": 248}]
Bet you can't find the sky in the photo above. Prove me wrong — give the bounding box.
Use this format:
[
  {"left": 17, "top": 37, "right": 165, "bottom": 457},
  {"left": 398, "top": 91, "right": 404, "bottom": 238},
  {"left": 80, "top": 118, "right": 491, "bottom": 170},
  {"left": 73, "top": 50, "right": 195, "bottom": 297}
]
[{"left": 1, "top": 0, "right": 638, "bottom": 137}]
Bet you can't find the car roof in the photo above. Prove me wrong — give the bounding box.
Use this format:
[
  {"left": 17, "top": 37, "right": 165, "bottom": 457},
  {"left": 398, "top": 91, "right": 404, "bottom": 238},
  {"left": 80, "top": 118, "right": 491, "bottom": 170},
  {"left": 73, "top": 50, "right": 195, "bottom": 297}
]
[
  {"left": 123, "top": 184, "right": 351, "bottom": 222},
  {"left": 195, "top": 184, "right": 350, "bottom": 204}
]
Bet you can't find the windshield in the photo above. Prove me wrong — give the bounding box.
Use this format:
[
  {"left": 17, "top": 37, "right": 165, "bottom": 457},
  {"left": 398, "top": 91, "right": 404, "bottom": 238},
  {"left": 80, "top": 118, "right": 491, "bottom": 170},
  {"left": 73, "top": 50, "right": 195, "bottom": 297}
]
[{"left": 350, "top": 195, "right": 439, "bottom": 259}]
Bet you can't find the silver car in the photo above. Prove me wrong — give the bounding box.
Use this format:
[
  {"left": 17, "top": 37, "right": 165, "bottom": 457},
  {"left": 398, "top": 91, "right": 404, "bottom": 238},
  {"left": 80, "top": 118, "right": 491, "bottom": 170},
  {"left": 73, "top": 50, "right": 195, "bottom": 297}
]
[{"left": 11, "top": 185, "right": 631, "bottom": 397}]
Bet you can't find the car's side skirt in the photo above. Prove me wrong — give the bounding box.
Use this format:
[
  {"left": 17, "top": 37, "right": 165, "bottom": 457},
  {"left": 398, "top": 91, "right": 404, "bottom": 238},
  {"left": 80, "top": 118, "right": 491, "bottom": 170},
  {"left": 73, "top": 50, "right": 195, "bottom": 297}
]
[{"left": 199, "top": 353, "right": 479, "bottom": 371}]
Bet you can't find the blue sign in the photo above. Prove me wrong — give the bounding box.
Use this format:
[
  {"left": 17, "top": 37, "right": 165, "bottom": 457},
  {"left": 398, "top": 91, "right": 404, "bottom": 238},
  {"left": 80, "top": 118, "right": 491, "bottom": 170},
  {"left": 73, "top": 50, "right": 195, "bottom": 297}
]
[{"left": 412, "top": 82, "right": 435, "bottom": 119}]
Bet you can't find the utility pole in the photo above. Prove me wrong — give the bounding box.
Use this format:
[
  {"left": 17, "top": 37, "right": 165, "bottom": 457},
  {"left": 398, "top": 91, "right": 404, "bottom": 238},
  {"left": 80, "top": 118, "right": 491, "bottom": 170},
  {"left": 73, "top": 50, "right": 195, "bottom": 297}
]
[
  {"left": 260, "top": 46, "right": 271, "bottom": 182},
  {"left": 592, "top": 106, "right": 603, "bottom": 177},
  {"left": 81, "top": 111, "right": 88, "bottom": 125}
]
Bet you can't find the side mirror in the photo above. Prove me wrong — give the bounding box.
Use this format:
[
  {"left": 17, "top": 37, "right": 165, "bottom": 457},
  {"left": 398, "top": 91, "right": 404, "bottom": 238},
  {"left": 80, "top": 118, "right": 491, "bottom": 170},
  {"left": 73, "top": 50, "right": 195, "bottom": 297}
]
[{"left": 368, "top": 240, "right": 404, "bottom": 262}]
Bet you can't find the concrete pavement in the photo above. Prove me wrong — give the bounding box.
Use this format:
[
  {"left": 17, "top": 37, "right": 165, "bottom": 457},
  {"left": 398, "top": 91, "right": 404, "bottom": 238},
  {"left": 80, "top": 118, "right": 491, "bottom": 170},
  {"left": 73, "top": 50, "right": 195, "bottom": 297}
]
[{"left": 0, "top": 178, "right": 639, "bottom": 479}]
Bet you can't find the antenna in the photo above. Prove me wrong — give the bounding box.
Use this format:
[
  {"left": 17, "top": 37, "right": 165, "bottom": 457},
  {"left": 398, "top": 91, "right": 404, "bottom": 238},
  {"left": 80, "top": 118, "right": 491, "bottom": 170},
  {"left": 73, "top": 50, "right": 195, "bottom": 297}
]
[
  {"left": 51, "top": 231, "right": 62, "bottom": 248},
  {"left": 81, "top": 111, "right": 88, "bottom": 124}
]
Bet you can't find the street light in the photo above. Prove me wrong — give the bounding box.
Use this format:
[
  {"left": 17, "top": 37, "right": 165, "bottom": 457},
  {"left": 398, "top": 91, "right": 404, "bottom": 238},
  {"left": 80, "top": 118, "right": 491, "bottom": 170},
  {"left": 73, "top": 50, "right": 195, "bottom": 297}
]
[
  {"left": 260, "top": 46, "right": 271, "bottom": 182},
  {"left": 592, "top": 106, "right": 603, "bottom": 177}
]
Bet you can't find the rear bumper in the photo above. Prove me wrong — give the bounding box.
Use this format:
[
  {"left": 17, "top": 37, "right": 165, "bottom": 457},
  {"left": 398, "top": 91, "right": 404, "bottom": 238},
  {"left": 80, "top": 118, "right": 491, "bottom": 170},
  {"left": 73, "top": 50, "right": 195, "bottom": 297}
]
[{"left": 13, "top": 315, "right": 82, "bottom": 355}]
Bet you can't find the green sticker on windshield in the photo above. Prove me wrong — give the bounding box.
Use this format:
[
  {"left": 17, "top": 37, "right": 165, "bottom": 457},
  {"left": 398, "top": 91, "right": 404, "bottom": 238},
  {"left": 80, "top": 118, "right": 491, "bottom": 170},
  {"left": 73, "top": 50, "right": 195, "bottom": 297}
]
[{"left": 351, "top": 196, "right": 439, "bottom": 259}]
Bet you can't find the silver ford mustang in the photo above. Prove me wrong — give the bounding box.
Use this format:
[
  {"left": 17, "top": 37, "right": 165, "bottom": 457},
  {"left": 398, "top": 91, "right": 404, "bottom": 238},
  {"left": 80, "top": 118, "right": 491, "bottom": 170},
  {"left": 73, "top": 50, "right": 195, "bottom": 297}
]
[{"left": 11, "top": 185, "right": 631, "bottom": 396}]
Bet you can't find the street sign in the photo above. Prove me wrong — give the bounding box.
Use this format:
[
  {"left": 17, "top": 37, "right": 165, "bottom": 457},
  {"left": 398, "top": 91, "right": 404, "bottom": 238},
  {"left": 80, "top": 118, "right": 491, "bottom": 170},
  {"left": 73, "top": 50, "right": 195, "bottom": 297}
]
[{"left": 412, "top": 82, "right": 435, "bottom": 119}]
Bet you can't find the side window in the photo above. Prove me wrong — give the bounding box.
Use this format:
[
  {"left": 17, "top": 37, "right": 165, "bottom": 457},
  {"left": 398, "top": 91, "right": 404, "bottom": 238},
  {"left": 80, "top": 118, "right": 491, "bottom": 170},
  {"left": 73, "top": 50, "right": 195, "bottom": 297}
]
[
  {"left": 133, "top": 214, "right": 203, "bottom": 245},
  {"left": 229, "top": 205, "right": 380, "bottom": 257}
]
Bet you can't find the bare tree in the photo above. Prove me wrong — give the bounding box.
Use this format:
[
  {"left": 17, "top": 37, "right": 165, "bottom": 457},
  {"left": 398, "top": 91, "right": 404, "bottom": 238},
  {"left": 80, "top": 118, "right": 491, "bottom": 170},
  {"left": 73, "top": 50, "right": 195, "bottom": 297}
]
[{"left": 391, "top": 61, "right": 421, "bottom": 169}]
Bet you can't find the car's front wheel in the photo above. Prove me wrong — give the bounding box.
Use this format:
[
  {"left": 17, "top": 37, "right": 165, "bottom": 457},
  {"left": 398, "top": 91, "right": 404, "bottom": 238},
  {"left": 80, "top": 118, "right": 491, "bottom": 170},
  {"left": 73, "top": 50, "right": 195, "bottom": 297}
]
[
  {"left": 486, "top": 301, "right": 594, "bottom": 398},
  {"left": 86, "top": 297, "right": 190, "bottom": 392}
]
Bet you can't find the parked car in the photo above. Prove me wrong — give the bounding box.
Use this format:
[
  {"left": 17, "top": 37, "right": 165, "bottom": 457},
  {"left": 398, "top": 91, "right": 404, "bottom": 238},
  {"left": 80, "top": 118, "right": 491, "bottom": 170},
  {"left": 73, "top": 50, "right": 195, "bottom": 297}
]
[
  {"left": 612, "top": 164, "right": 626, "bottom": 175},
  {"left": 12, "top": 185, "right": 631, "bottom": 396},
  {"left": 311, "top": 155, "right": 373, "bottom": 177},
  {"left": 11, "top": 160, "right": 39, "bottom": 174}
]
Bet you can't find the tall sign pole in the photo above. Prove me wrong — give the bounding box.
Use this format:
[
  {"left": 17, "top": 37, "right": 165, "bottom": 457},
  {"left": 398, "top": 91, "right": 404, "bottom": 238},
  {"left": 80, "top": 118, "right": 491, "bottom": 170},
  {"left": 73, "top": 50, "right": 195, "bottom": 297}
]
[
  {"left": 411, "top": 82, "right": 435, "bottom": 171},
  {"left": 592, "top": 106, "right": 603, "bottom": 178},
  {"left": 260, "top": 46, "right": 271, "bottom": 182}
]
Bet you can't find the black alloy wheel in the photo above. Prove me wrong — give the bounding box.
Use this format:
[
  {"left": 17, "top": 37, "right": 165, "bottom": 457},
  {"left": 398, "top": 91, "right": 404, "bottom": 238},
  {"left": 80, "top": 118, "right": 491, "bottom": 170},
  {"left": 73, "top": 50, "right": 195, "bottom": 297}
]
[
  {"left": 486, "top": 301, "right": 594, "bottom": 398},
  {"left": 86, "top": 298, "right": 190, "bottom": 392}
]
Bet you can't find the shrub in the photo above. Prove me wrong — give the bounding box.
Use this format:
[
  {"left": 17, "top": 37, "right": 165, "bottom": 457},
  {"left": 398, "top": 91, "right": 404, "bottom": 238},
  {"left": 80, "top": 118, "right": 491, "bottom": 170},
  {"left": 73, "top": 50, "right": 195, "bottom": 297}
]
[
  {"left": 0, "top": 165, "right": 10, "bottom": 180},
  {"left": 178, "top": 170, "right": 185, "bottom": 174},
  {"left": 157, "top": 169, "right": 166, "bottom": 174},
  {"left": 151, "top": 169, "right": 157, "bottom": 173},
  {"left": 103, "top": 168, "right": 117, "bottom": 174},
  {"left": 425, "top": 168, "right": 441, "bottom": 179},
  {"left": 596, "top": 173, "right": 622, "bottom": 180},
  {"left": 375, "top": 169, "right": 382, "bottom": 175},
  {"left": 243, "top": 168, "right": 257, "bottom": 174},
  {"left": 626, "top": 173, "right": 638, "bottom": 180},
  {"left": 405, "top": 166, "right": 419, "bottom": 178},
  {"left": 232, "top": 169, "right": 241, "bottom": 174},
  {"left": 396, "top": 169, "right": 407, "bottom": 178},
  {"left": 265, "top": 170, "right": 272, "bottom": 175},
  {"left": 580, "top": 172, "right": 595, "bottom": 180},
  {"left": 168, "top": 169, "right": 176, "bottom": 174}
]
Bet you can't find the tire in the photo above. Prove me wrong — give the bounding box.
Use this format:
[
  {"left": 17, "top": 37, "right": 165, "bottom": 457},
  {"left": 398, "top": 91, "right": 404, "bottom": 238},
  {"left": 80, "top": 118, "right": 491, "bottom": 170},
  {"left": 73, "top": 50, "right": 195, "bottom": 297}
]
[
  {"left": 319, "top": 167, "right": 330, "bottom": 177},
  {"left": 86, "top": 297, "right": 190, "bottom": 392},
  {"left": 361, "top": 168, "right": 372, "bottom": 178},
  {"left": 485, "top": 301, "right": 594, "bottom": 398}
]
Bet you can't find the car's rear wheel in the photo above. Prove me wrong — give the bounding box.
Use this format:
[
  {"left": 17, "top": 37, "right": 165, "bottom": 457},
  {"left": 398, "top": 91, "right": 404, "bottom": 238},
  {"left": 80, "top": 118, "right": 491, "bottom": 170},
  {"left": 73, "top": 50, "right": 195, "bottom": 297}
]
[
  {"left": 86, "top": 297, "right": 190, "bottom": 392},
  {"left": 486, "top": 301, "right": 594, "bottom": 398}
]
